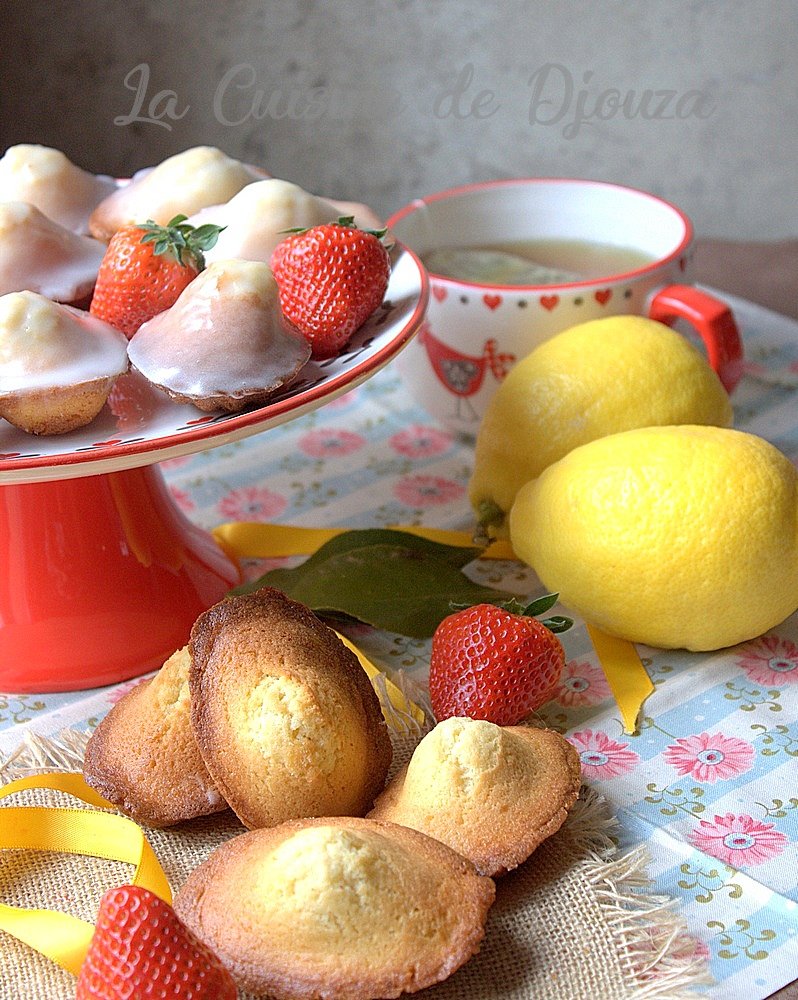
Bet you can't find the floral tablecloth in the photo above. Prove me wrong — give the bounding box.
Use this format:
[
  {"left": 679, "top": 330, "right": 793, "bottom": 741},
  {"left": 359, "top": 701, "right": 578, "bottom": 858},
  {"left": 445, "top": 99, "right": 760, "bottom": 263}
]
[{"left": 1, "top": 292, "right": 798, "bottom": 999}]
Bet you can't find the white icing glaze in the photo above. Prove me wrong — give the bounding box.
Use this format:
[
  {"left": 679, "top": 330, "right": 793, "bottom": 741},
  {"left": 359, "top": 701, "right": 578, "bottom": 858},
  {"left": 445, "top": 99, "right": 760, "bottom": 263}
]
[
  {"left": 128, "top": 259, "right": 310, "bottom": 401},
  {"left": 0, "top": 290, "right": 128, "bottom": 394},
  {"left": 0, "top": 144, "right": 117, "bottom": 235},
  {"left": 187, "top": 179, "right": 342, "bottom": 265},
  {"left": 0, "top": 202, "right": 106, "bottom": 302},
  {"left": 89, "top": 146, "right": 265, "bottom": 237},
  {"left": 188, "top": 179, "right": 384, "bottom": 266}
]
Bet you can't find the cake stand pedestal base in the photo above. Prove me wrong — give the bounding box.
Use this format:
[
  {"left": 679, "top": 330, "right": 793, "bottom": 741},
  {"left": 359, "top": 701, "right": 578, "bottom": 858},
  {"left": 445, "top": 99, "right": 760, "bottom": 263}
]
[{"left": 0, "top": 464, "right": 239, "bottom": 693}]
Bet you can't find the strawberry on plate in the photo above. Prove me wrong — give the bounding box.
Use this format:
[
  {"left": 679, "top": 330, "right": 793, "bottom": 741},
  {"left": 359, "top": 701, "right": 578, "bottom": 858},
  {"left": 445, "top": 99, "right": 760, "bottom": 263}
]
[
  {"left": 270, "top": 215, "right": 391, "bottom": 359},
  {"left": 75, "top": 884, "right": 237, "bottom": 999},
  {"left": 428, "top": 596, "right": 571, "bottom": 726},
  {"left": 89, "top": 215, "right": 223, "bottom": 338}
]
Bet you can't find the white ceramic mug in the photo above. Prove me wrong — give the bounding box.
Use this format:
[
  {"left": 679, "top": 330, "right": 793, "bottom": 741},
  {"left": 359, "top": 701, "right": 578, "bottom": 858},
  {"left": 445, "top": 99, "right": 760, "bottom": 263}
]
[{"left": 387, "top": 179, "right": 742, "bottom": 437}]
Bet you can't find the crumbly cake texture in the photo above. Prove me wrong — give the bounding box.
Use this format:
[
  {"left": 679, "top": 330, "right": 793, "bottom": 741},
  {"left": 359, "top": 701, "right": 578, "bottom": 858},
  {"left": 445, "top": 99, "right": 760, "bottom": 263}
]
[
  {"left": 368, "top": 717, "right": 582, "bottom": 877},
  {"left": 188, "top": 588, "right": 393, "bottom": 830},
  {"left": 173, "top": 815, "right": 496, "bottom": 1000},
  {"left": 82, "top": 647, "right": 227, "bottom": 827},
  {"left": 0, "top": 376, "right": 118, "bottom": 435}
]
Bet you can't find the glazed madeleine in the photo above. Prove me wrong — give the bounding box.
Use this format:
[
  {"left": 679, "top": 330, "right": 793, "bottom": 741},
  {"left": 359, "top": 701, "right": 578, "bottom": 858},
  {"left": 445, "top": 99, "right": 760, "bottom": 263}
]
[
  {"left": 0, "top": 290, "right": 128, "bottom": 434},
  {"left": 88, "top": 145, "right": 263, "bottom": 241},
  {"left": 0, "top": 143, "right": 117, "bottom": 235},
  {"left": 0, "top": 202, "right": 105, "bottom": 302},
  {"left": 127, "top": 258, "right": 311, "bottom": 413}
]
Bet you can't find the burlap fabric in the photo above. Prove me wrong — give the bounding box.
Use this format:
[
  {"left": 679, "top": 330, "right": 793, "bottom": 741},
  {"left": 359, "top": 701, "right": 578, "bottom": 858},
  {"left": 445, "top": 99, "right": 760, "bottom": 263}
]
[{"left": 0, "top": 733, "right": 710, "bottom": 1000}]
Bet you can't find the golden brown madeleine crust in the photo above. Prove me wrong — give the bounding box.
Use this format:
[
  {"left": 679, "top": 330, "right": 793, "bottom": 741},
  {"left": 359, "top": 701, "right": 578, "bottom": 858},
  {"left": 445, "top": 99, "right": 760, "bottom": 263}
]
[
  {"left": 369, "top": 718, "right": 582, "bottom": 876},
  {"left": 188, "top": 589, "right": 393, "bottom": 830},
  {"left": 82, "top": 647, "right": 227, "bottom": 827},
  {"left": 173, "top": 816, "right": 496, "bottom": 999}
]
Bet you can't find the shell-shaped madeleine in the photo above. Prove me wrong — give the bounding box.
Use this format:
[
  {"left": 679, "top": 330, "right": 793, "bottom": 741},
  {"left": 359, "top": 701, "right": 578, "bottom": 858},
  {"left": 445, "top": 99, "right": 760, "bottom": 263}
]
[
  {"left": 174, "top": 817, "right": 495, "bottom": 1000},
  {"left": 82, "top": 647, "right": 227, "bottom": 827},
  {"left": 0, "top": 202, "right": 106, "bottom": 302},
  {"left": 186, "top": 178, "right": 371, "bottom": 266},
  {"left": 127, "top": 259, "right": 310, "bottom": 412},
  {"left": 187, "top": 589, "right": 392, "bottom": 829},
  {"left": 369, "top": 717, "right": 582, "bottom": 876},
  {"left": 88, "top": 146, "right": 264, "bottom": 241},
  {"left": 0, "top": 144, "right": 117, "bottom": 235},
  {"left": 0, "top": 290, "right": 128, "bottom": 434}
]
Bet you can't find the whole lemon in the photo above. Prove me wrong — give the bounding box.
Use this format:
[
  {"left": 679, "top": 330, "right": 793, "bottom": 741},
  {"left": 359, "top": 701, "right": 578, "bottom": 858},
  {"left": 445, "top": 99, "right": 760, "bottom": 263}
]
[
  {"left": 469, "top": 316, "right": 733, "bottom": 536},
  {"left": 509, "top": 425, "right": 798, "bottom": 651}
]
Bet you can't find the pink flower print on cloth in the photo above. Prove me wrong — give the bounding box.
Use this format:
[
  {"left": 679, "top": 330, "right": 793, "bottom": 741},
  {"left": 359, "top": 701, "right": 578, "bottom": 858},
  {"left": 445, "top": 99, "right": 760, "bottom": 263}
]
[
  {"left": 389, "top": 425, "right": 453, "bottom": 458},
  {"left": 324, "top": 387, "right": 360, "bottom": 409},
  {"left": 298, "top": 428, "right": 367, "bottom": 458},
  {"left": 554, "top": 660, "right": 612, "bottom": 707},
  {"left": 736, "top": 634, "right": 798, "bottom": 686},
  {"left": 169, "top": 484, "right": 195, "bottom": 514},
  {"left": 663, "top": 732, "right": 755, "bottom": 783},
  {"left": 688, "top": 813, "right": 788, "bottom": 868},
  {"left": 160, "top": 454, "right": 193, "bottom": 471},
  {"left": 393, "top": 474, "right": 465, "bottom": 507},
  {"left": 568, "top": 729, "right": 640, "bottom": 779},
  {"left": 218, "top": 485, "right": 287, "bottom": 522}
]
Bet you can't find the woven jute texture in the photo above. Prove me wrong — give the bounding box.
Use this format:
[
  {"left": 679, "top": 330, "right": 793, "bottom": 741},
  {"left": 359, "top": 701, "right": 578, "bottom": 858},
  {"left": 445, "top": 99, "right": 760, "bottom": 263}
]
[{"left": 0, "top": 733, "right": 710, "bottom": 1000}]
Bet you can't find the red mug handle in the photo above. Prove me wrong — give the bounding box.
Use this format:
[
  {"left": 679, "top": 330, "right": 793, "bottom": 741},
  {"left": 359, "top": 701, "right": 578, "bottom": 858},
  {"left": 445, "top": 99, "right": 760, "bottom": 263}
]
[{"left": 647, "top": 285, "right": 743, "bottom": 392}]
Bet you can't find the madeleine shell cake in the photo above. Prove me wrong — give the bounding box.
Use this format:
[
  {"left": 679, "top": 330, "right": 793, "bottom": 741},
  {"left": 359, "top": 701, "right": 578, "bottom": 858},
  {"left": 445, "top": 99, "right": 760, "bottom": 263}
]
[
  {"left": 88, "top": 145, "right": 263, "bottom": 241},
  {"left": 173, "top": 816, "right": 496, "bottom": 999},
  {"left": 369, "top": 717, "right": 582, "bottom": 876},
  {"left": 127, "top": 258, "right": 311, "bottom": 412},
  {"left": 186, "top": 177, "right": 383, "bottom": 266},
  {"left": 0, "top": 201, "right": 105, "bottom": 302},
  {"left": 188, "top": 589, "right": 393, "bottom": 829},
  {"left": 82, "top": 647, "right": 227, "bottom": 827},
  {"left": 0, "top": 144, "right": 117, "bottom": 234},
  {"left": 0, "top": 290, "right": 128, "bottom": 435}
]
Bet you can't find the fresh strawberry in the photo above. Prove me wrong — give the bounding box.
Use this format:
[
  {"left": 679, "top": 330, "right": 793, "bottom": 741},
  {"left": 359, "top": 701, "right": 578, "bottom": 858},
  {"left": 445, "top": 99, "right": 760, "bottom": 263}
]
[
  {"left": 75, "top": 884, "right": 237, "bottom": 1000},
  {"left": 428, "top": 596, "right": 572, "bottom": 726},
  {"left": 89, "top": 215, "right": 223, "bottom": 338},
  {"left": 270, "top": 215, "right": 391, "bottom": 358}
]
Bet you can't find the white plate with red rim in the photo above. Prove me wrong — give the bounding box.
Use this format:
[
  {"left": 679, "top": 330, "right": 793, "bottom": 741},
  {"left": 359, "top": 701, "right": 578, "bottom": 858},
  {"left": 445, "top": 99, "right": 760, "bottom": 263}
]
[{"left": 0, "top": 244, "right": 429, "bottom": 485}]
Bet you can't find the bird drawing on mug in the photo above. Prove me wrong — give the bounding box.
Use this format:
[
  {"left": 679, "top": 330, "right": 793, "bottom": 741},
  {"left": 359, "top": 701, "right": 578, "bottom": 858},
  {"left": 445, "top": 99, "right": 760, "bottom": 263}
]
[{"left": 418, "top": 323, "right": 515, "bottom": 421}]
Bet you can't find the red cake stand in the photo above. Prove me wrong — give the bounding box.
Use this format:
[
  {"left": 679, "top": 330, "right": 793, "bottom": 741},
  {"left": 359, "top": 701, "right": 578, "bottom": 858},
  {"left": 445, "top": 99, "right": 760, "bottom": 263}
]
[{"left": 0, "top": 247, "right": 428, "bottom": 693}]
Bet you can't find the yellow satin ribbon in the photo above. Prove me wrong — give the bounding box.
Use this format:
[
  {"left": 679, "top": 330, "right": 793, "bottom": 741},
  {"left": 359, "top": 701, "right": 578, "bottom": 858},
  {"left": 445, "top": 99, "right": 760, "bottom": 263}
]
[
  {"left": 587, "top": 625, "right": 654, "bottom": 735},
  {"left": 0, "top": 772, "right": 171, "bottom": 975},
  {"left": 212, "top": 520, "right": 516, "bottom": 561},
  {"left": 213, "top": 520, "right": 653, "bottom": 736},
  {"left": 335, "top": 631, "right": 426, "bottom": 728}
]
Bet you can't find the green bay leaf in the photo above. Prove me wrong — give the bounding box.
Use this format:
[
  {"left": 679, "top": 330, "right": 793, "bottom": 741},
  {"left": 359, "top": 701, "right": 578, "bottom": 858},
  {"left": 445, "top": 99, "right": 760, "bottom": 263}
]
[{"left": 233, "top": 531, "right": 516, "bottom": 638}]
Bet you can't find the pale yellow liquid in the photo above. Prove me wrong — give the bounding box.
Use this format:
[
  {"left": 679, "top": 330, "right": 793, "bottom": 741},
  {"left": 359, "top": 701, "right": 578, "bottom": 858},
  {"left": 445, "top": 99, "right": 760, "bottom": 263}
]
[{"left": 423, "top": 238, "right": 656, "bottom": 285}]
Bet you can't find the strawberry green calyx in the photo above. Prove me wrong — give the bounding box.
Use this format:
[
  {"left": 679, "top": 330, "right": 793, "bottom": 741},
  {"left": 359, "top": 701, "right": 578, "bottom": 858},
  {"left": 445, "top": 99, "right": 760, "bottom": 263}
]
[
  {"left": 280, "top": 215, "right": 389, "bottom": 240},
  {"left": 448, "top": 592, "right": 573, "bottom": 633},
  {"left": 501, "top": 594, "right": 574, "bottom": 633},
  {"left": 137, "top": 214, "right": 225, "bottom": 270}
]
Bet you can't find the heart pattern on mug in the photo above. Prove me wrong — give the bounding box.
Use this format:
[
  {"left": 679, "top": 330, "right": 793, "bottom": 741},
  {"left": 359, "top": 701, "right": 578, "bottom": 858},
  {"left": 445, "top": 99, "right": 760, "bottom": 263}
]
[
  {"left": 595, "top": 289, "right": 612, "bottom": 305},
  {"left": 540, "top": 295, "right": 559, "bottom": 311},
  {"left": 432, "top": 285, "right": 448, "bottom": 302},
  {"left": 483, "top": 293, "right": 502, "bottom": 310}
]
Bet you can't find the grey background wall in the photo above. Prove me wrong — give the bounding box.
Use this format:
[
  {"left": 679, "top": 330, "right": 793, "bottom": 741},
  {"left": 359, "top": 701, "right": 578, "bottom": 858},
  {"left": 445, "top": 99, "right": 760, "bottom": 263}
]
[{"left": 1, "top": 0, "right": 796, "bottom": 240}]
